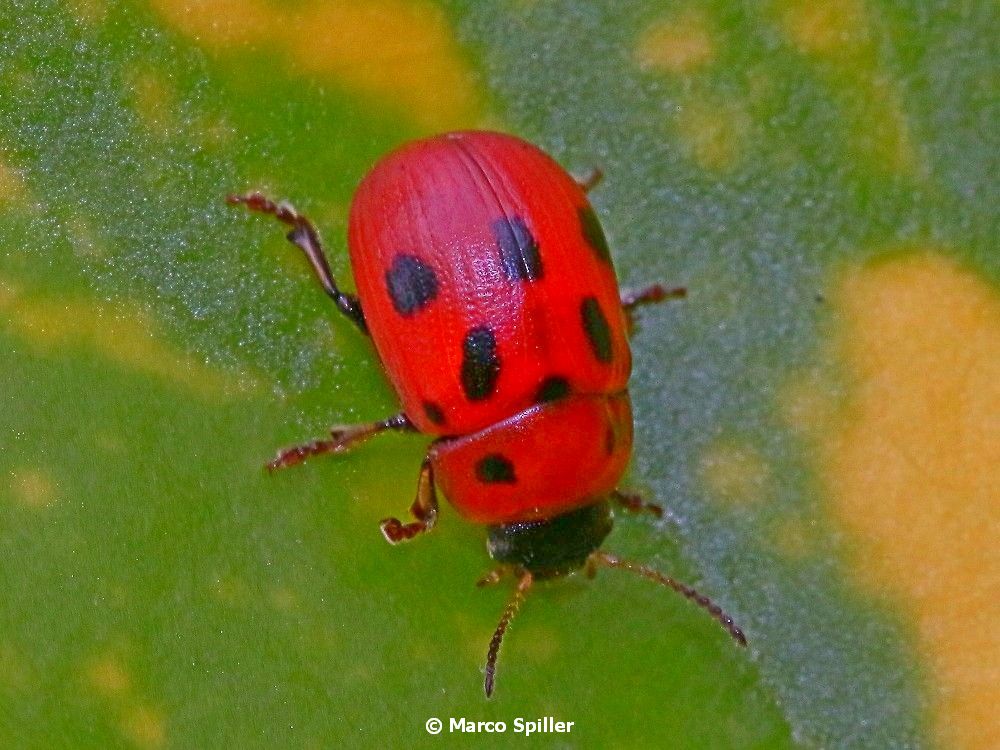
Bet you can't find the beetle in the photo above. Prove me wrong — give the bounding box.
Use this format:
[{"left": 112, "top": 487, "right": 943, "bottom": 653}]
[{"left": 229, "top": 130, "right": 745, "bottom": 696}]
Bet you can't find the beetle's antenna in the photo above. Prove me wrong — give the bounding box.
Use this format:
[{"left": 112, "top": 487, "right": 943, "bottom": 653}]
[
  {"left": 484, "top": 569, "right": 533, "bottom": 697},
  {"left": 589, "top": 551, "right": 747, "bottom": 646}
]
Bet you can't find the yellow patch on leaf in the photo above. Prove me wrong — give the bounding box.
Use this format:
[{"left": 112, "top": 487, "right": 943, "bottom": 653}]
[
  {"left": 85, "top": 654, "right": 132, "bottom": 696},
  {"left": 635, "top": 9, "right": 716, "bottom": 75},
  {"left": 766, "top": 517, "right": 817, "bottom": 561},
  {"left": 149, "top": 0, "right": 484, "bottom": 132},
  {"left": 0, "top": 643, "right": 33, "bottom": 691},
  {"left": 66, "top": 0, "right": 107, "bottom": 26},
  {"left": 675, "top": 95, "right": 751, "bottom": 172},
  {"left": 128, "top": 69, "right": 178, "bottom": 139},
  {"left": 779, "top": 365, "right": 841, "bottom": 439},
  {"left": 122, "top": 704, "right": 166, "bottom": 749},
  {"left": 269, "top": 586, "right": 300, "bottom": 612},
  {"left": 699, "top": 438, "right": 770, "bottom": 505},
  {"left": 0, "top": 279, "right": 261, "bottom": 398},
  {"left": 8, "top": 468, "right": 58, "bottom": 510},
  {"left": 776, "top": 0, "right": 919, "bottom": 175},
  {"left": 782, "top": 0, "right": 868, "bottom": 55},
  {"left": 0, "top": 156, "right": 33, "bottom": 210},
  {"left": 825, "top": 253, "right": 1000, "bottom": 750}
]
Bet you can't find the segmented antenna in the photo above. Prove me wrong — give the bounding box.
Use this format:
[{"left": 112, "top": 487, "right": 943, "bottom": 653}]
[
  {"left": 591, "top": 552, "right": 747, "bottom": 646},
  {"left": 484, "top": 570, "right": 534, "bottom": 697}
]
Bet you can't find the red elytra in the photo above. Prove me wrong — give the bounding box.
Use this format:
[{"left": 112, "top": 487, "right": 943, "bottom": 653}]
[
  {"left": 348, "top": 132, "right": 630, "bottom": 438},
  {"left": 228, "top": 130, "right": 746, "bottom": 697},
  {"left": 432, "top": 392, "right": 633, "bottom": 525}
]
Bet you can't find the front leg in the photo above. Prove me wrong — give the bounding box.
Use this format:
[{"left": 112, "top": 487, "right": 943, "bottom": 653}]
[
  {"left": 227, "top": 191, "right": 369, "bottom": 334},
  {"left": 380, "top": 457, "right": 439, "bottom": 544},
  {"left": 575, "top": 167, "right": 604, "bottom": 193}
]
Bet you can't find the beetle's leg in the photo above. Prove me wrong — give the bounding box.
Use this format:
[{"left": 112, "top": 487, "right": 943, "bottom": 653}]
[
  {"left": 476, "top": 565, "right": 514, "bottom": 588},
  {"left": 380, "top": 456, "right": 438, "bottom": 544},
  {"left": 266, "top": 413, "right": 414, "bottom": 471},
  {"left": 575, "top": 167, "right": 604, "bottom": 193},
  {"left": 620, "top": 284, "right": 686, "bottom": 310},
  {"left": 620, "top": 284, "right": 686, "bottom": 334},
  {"left": 227, "top": 191, "right": 368, "bottom": 334},
  {"left": 611, "top": 489, "right": 663, "bottom": 518}
]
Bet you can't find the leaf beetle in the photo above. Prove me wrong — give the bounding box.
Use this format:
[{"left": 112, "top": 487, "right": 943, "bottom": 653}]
[{"left": 229, "top": 130, "right": 745, "bottom": 696}]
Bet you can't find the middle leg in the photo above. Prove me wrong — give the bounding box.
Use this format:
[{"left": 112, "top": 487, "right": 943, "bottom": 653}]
[{"left": 267, "top": 413, "right": 414, "bottom": 471}]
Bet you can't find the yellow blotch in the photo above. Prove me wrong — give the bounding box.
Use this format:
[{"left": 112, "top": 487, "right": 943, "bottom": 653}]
[
  {"left": 635, "top": 9, "right": 715, "bottom": 75},
  {"left": 0, "top": 643, "right": 33, "bottom": 691},
  {"left": 0, "top": 156, "right": 33, "bottom": 210},
  {"left": 269, "top": 586, "right": 299, "bottom": 611},
  {"left": 149, "top": 0, "right": 484, "bottom": 132},
  {"left": 675, "top": 96, "right": 751, "bottom": 172},
  {"left": 79, "top": 652, "right": 167, "bottom": 749},
  {"left": 211, "top": 574, "right": 251, "bottom": 604},
  {"left": 825, "top": 253, "right": 1000, "bottom": 750},
  {"left": 779, "top": 365, "right": 841, "bottom": 439},
  {"left": 192, "top": 113, "right": 236, "bottom": 149},
  {"left": 85, "top": 655, "right": 132, "bottom": 696},
  {"left": 122, "top": 704, "right": 166, "bottom": 750},
  {"left": 782, "top": 0, "right": 867, "bottom": 55},
  {"left": 128, "top": 69, "right": 177, "bottom": 139},
  {"left": 0, "top": 279, "right": 261, "bottom": 398},
  {"left": 777, "top": 0, "right": 918, "bottom": 175},
  {"left": 9, "top": 467, "right": 58, "bottom": 509},
  {"left": 66, "top": 215, "right": 107, "bottom": 258},
  {"left": 67, "top": 0, "right": 107, "bottom": 26},
  {"left": 767, "top": 517, "right": 816, "bottom": 560},
  {"left": 149, "top": 0, "right": 270, "bottom": 45},
  {"left": 699, "top": 439, "right": 770, "bottom": 505}
]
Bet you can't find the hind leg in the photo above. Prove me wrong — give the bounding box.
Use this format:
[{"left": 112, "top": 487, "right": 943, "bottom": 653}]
[{"left": 380, "top": 456, "right": 439, "bottom": 544}]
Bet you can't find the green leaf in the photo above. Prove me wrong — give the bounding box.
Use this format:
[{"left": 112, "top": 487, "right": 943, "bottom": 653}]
[{"left": 2, "top": 1, "right": 996, "bottom": 748}]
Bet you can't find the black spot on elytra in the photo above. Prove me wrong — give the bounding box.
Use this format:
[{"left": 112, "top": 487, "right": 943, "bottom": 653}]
[
  {"left": 604, "top": 425, "right": 616, "bottom": 456},
  {"left": 493, "top": 215, "right": 542, "bottom": 282},
  {"left": 578, "top": 206, "right": 612, "bottom": 264},
  {"left": 581, "top": 297, "right": 614, "bottom": 363},
  {"left": 422, "top": 401, "right": 445, "bottom": 425},
  {"left": 476, "top": 453, "right": 517, "bottom": 484},
  {"left": 461, "top": 327, "right": 500, "bottom": 401},
  {"left": 535, "top": 376, "right": 570, "bottom": 403},
  {"left": 385, "top": 254, "right": 438, "bottom": 316}
]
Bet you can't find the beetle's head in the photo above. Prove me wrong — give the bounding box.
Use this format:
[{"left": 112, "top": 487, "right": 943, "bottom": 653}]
[
  {"left": 485, "top": 501, "right": 613, "bottom": 579},
  {"left": 478, "top": 499, "right": 747, "bottom": 698}
]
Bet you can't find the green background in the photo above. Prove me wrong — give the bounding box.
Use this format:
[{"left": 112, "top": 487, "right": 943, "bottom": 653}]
[{"left": 1, "top": 1, "right": 996, "bottom": 748}]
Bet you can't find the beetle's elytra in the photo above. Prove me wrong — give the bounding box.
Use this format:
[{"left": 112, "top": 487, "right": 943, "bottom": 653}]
[{"left": 229, "top": 130, "right": 745, "bottom": 696}]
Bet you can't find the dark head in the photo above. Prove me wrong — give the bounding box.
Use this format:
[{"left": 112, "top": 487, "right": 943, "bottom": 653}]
[
  {"left": 486, "top": 501, "right": 613, "bottom": 578},
  {"left": 479, "top": 498, "right": 748, "bottom": 698}
]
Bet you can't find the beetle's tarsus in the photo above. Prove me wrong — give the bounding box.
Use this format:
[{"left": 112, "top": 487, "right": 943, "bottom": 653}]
[{"left": 380, "top": 457, "right": 438, "bottom": 544}]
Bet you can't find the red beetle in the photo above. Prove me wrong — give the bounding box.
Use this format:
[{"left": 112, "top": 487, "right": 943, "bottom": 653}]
[{"left": 229, "top": 131, "right": 745, "bottom": 695}]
